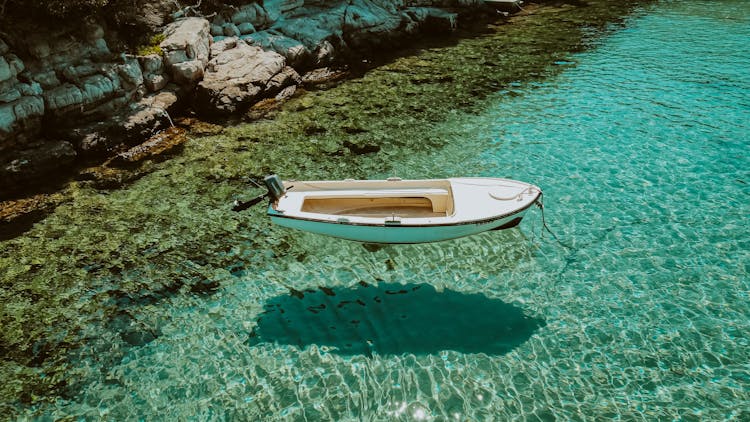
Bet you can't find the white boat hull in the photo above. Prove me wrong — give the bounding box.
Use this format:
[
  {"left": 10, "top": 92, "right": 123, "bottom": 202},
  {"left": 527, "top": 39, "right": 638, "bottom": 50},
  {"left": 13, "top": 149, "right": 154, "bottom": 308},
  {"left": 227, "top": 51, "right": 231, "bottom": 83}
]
[
  {"left": 269, "top": 208, "right": 530, "bottom": 244},
  {"left": 264, "top": 177, "right": 541, "bottom": 244}
]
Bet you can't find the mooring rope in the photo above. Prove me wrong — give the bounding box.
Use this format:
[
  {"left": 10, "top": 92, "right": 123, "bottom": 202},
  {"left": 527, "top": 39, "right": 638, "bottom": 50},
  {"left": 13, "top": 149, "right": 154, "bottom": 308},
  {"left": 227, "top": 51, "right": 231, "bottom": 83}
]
[{"left": 535, "top": 192, "right": 573, "bottom": 250}]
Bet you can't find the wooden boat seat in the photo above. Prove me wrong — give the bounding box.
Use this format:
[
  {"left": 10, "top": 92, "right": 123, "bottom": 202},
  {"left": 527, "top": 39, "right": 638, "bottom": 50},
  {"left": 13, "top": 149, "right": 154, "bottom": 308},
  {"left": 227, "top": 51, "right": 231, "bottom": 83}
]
[{"left": 298, "top": 188, "right": 453, "bottom": 217}]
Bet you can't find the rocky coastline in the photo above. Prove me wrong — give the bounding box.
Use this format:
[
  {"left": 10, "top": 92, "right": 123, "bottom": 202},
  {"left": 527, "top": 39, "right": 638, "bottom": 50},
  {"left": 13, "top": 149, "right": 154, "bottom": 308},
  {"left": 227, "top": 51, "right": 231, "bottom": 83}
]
[{"left": 0, "top": 0, "right": 517, "bottom": 201}]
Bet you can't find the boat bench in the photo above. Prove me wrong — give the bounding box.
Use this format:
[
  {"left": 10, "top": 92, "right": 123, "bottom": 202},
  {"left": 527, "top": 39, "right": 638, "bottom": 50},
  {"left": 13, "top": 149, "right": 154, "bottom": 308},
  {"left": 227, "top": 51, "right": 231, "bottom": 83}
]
[
  {"left": 300, "top": 188, "right": 449, "bottom": 197},
  {"left": 295, "top": 188, "right": 453, "bottom": 214}
]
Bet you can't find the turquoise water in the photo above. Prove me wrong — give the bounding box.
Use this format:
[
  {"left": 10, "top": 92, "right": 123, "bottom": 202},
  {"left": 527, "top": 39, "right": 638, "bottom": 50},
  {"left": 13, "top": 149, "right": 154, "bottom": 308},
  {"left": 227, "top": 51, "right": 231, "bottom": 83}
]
[
  {"left": 3, "top": 0, "right": 750, "bottom": 419},
  {"left": 249, "top": 282, "right": 545, "bottom": 357}
]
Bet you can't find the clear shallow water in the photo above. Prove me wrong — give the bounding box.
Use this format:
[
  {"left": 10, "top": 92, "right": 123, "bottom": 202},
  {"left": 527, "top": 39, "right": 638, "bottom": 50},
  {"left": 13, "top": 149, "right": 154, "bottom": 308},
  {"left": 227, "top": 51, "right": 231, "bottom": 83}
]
[
  {"left": 2, "top": 0, "right": 749, "bottom": 419},
  {"left": 250, "top": 282, "right": 545, "bottom": 356}
]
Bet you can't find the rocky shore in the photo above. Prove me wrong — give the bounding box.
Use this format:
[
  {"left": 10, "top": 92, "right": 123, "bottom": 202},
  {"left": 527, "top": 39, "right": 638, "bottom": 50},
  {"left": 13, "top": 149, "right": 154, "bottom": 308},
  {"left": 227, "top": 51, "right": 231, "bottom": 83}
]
[{"left": 0, "top": 0, "right": 511, "bottom": 199}]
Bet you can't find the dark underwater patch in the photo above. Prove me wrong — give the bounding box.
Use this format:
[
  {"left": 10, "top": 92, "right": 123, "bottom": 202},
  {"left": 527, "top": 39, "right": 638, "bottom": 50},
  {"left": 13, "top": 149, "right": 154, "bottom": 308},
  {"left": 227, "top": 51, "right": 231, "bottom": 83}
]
[{"left": 249, "top": 282, "right": 545, "bottom": 356}]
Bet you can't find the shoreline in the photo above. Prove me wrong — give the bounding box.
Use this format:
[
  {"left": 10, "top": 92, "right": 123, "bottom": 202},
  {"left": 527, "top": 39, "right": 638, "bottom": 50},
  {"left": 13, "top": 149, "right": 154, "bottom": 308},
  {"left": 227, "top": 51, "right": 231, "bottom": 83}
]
[
  {"left": 0, "top": 1, "right": 509, "bottom": 194},
  {"left": 0, "top": 3, "right": 536, "bottom": 240}
]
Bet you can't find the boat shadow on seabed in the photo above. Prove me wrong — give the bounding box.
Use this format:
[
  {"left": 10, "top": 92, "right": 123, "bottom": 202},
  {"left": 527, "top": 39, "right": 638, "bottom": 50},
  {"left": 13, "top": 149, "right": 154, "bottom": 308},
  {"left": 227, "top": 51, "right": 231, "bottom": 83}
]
[{"left": 249, "top": 281, "right": 545, "bottom": 357}]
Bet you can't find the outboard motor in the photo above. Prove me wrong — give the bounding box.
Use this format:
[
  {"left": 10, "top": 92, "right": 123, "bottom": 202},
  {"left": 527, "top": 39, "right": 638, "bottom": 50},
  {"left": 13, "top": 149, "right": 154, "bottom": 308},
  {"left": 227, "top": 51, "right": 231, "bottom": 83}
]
[{"left": 264, "top": 174, "right": 286, "bottom": 201}]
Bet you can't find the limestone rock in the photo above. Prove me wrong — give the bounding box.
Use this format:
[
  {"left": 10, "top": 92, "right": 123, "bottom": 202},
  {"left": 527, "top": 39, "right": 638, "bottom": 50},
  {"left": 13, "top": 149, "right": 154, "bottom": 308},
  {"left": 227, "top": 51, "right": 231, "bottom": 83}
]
[
  {"left": 210, "top": 37, "right": 239, "bottom": 58},
  {"left": 18, "top": 83, "right": 43, "bottom": 97},
  {"left": 44, "top": 84, "right": 84, "bottom": 112},
  {"left": 1, "top": 96, "right": 44, "bottom": 151},
  {"left": 252, "top": 3, "right": 271, "bottom": 28},
  {"left": 80, "top": 74, "right": 121, "bottom": 105},
  {"left": 139, "top": 54, "right": 164, "bottom": 74},
  {"left": 264, "top": 0, "right": 306, "bottom": 23},
  {"left": 231, "top": 5, "right": 257, "bottom": 25},
  {"left": 314, "top": 40, "right": 336, "bottom": 65},
  {"left": 0, "top": 0, "right": 488, "bottom": 189},
  {"left": 172, "top": 60, "right": 204, "bottom": 85},
  {"left": 121, "top": 89, "right": 181, "bottom": 140},
  {"left": 114, "top": 0, "right": 180, "bottom": 34},
  {"left": 144, "top": 74, "right": 169, "bottom": 92},
  {"left": 203, "top": 43, "right": 285, "bottom": 84},
  {"left": 211, "top": 24, "right": 224, "bottom": 37},
  {"left": 223, "top": 24, "right": 241, "bottom": 38},
  {"left": 117, "top": 58, "right": 144, "bottom": 89},
  {"left": 0, "top": 89, "right": 21, "bottom": 104},
  {"left": 402, "top": 7, "right": 458, "bottom": 33},
  {"left": 0, "top": 57, "right": 11, "bottom": 83},
  {"left": 423, "top": 9, "right": 458, "bottom": 32},
  {"left": 0, "top": 103, "right": 16, "bottom": 136},
  {"left": 264, "top": 66, "right": 302, "bottom": 97},
  {"left": 160, "top": 17, "right": 211, "bottom": 84},
  {"left": 275, "top": 84, "right": 297, "bottom": 101},
  {"left": 161, "top": 17, "right": 211, "bottom": 66},
  {"left": 196, "top": 43, "right": 286, "bottom": 115},
  {"left": 32, "top": 71, "right": 61, "bottom": 90},
  {"left": 276, "top": 9, "right": 346, "bottom": 52},
  {"left": 238, "top": 22, "right": 256, "bottom": 35},
  {"left": 7, "top": 55, "right": 24, "bottom": 76},
  {"left": 61, "top": 64, "right": 100, "bottom": 83},
  {"left": 141, "top": 88, "right": 180, "bottom": 114},
  {"left": 71, "top": 87, "right": 181, "bottom": 155},
  {"left": 13, "top": 96, "right": 45, "bottom": 122},
  {"left": 244, "top": 32, "right": 310, "bottom": 68},
  {"left": 343, "top": 0, "right": 405, "bottom": 49},
  {"left": 27, "top": 39, "right": 51, "bottom": 60},
  {"left": 90, "top": 38, "right": 112, "bottom": 60}
]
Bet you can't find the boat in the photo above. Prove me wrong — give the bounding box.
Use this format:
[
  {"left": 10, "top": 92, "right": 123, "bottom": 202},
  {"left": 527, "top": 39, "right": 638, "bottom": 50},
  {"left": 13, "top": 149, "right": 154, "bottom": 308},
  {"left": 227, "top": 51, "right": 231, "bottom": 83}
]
[{"left": 256, "top": 175, "right": 542, "bottom": 244}]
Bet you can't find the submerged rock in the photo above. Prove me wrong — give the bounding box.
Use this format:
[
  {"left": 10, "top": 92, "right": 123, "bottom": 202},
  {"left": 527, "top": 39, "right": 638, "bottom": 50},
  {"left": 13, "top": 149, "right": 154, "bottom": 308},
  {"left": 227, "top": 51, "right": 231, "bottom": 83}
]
[
  {"left": 110, "top": 127, "right": 187, "bottom": 167},
  {"left": 174, "top": 117, "right": 223, "bottom": 135},
  {"left": 0, "top": 141, "right": 76, "bottom": 191},
  {"left": 0, "top": 191, "right": 66, "bottom": 240},
  {"left": 344, "top": 139, "right": 380, "bottom": 154},
  {"left": 301, "top": 67, "right": 349, "bottom": 89}
]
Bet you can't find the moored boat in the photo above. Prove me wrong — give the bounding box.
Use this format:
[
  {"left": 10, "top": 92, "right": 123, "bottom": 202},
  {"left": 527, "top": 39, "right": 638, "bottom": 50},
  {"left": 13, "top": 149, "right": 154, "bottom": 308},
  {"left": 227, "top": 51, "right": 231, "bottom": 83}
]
[{"left": 259, "top": 175, "right": 541, "bottom": 244}]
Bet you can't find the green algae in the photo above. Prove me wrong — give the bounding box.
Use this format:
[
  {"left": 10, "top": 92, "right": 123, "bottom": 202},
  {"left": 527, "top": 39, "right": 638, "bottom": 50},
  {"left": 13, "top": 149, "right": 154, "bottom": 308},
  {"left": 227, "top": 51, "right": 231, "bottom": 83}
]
[{"left": 0, "top": 0, "right": 652, "bottom": 414}]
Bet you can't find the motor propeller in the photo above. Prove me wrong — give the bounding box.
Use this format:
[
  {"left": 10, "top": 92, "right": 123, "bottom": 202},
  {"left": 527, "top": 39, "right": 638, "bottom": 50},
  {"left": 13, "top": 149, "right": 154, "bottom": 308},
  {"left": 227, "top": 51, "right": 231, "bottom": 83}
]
[
  {"left": 231, "top": 174, "right": 288, "bottom": 212},
  {"left": 231, "top": 194, "right": 268, "bottom": 212}
]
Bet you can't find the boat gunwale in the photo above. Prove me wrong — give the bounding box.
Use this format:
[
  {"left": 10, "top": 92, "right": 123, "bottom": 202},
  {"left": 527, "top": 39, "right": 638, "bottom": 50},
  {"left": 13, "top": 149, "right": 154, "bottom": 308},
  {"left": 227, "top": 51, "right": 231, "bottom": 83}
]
[{"left": 268, "top": 190, "right": 540, "bottom": 228}]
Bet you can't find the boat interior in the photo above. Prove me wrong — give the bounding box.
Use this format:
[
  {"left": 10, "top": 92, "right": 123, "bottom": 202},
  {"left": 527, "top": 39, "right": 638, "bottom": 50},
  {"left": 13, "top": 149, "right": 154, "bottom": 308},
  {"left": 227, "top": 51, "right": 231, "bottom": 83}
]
[{"left": 299, "top": 185, "right": 455, "bottom": 218}]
